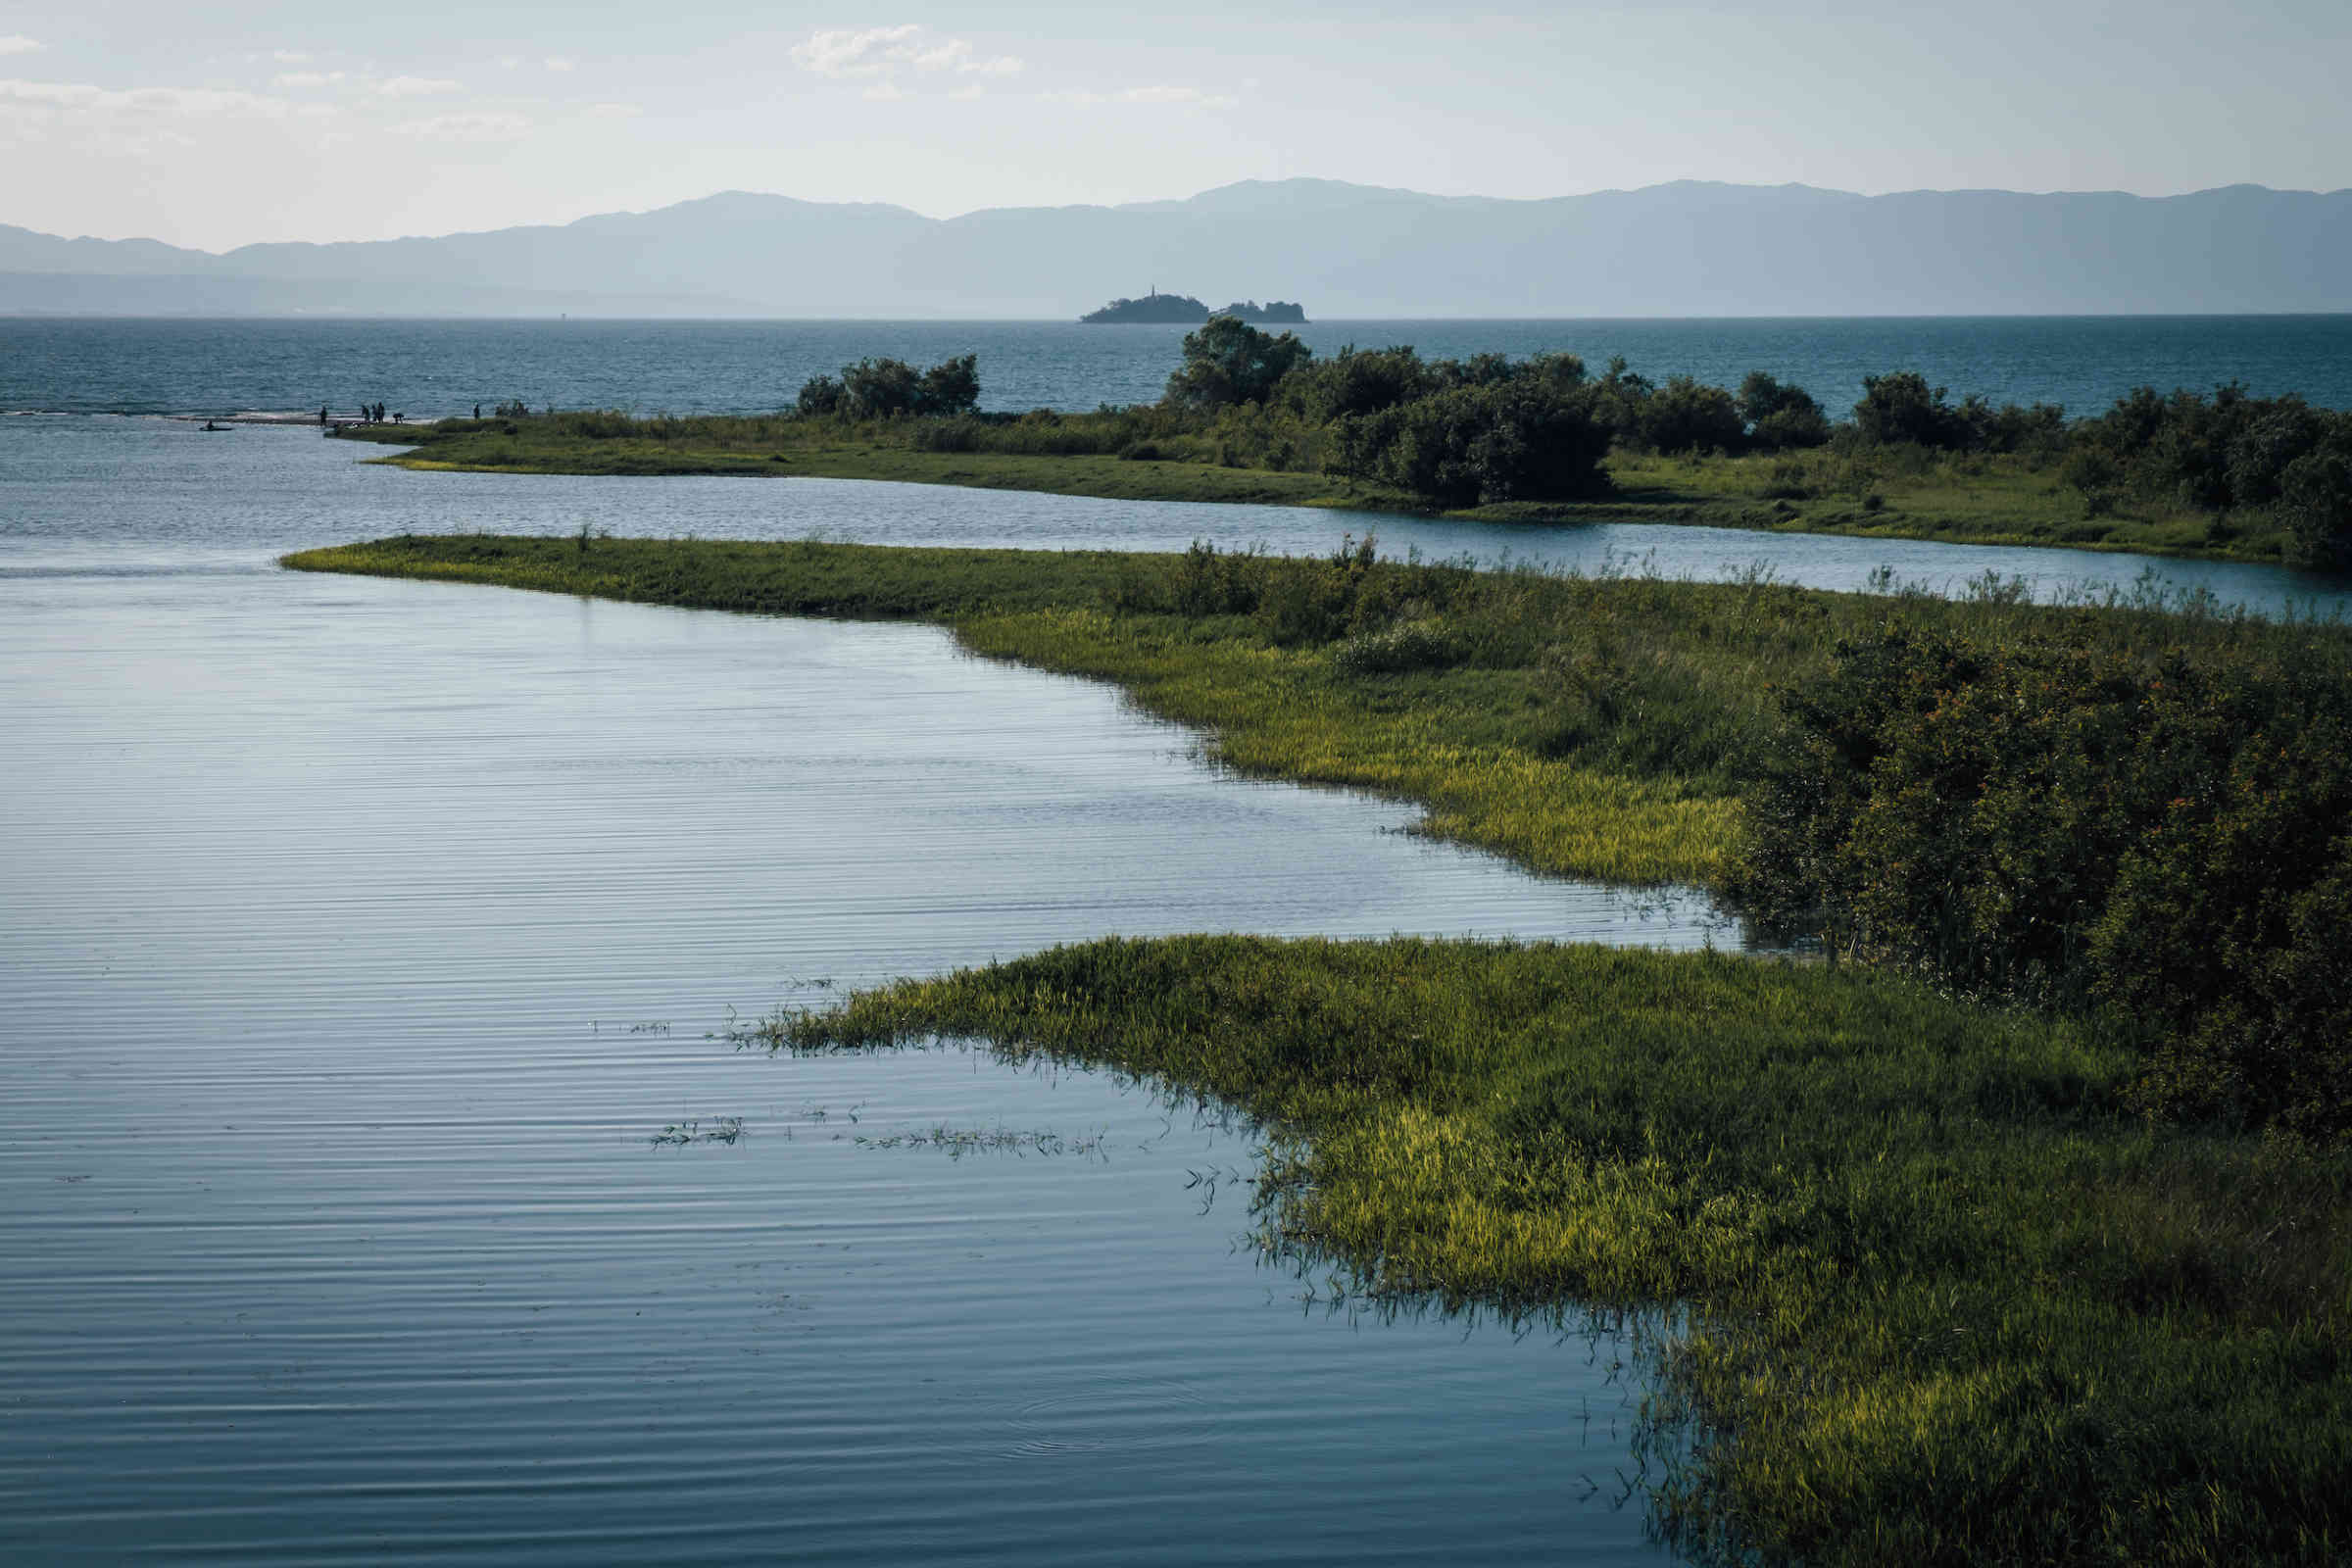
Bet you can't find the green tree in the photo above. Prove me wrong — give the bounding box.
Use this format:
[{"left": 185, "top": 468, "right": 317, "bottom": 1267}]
[
  {"left": 1163, "top": 316, "right": 1313, "bottom": 410},
  {"left": 1637, "top": 374, "right": 1746, "bottom": 455},
  {"left": 1735, "top": 371, "right": 1831, "bottom": 450},
  {"left": 914, "top": 354, "right": 981, "bottom": 416},
  {"left": 796, "top": 373, "right": 844, "bottom": 416},
  {"left": 1853, "top": 371, "right": 1967, "bottom": 449}
]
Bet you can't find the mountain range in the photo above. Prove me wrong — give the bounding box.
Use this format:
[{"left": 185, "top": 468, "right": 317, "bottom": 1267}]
[{"left": 5, "top": 178, "right": 2348, "bottom": 318}]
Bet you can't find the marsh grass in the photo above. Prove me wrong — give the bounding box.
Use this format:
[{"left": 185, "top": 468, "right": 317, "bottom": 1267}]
[{"left": 761, "top": 933, "right": 2351, "bottom": 1566}]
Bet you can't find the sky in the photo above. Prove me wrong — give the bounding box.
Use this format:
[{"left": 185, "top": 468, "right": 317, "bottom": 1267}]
[{"left": 4, "top": 1, "right": 2348, "bottom": 251}]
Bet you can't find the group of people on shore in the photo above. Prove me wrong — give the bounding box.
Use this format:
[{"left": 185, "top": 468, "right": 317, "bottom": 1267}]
[{"left": 324, "top": 403, "right": 401, "bottom": 425}]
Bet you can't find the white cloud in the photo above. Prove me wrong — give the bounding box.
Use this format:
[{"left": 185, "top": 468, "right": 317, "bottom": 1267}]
[
  {"left": 271, "top": 50, "right": 310, "bottom": 64},
  {"left": 388, "top": 109, "right": 528, "bottom": 141},
  {"left": 544, "top": 56, "right": 575, "bottom": 73},
  {"left": 377, "top": 75, "right": 461, "bottom": 98},
  {"left": 272, "top": 71, "right": 346, "bottom": 88},
  {"left": 0, "top": 36, "right": 43, "bottom": 57},
  {"left": 792, "top": 24, "right": 1021, "bottom": 83}
]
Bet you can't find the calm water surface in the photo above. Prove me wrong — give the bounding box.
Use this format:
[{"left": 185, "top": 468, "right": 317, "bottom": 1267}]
[
  {"left": 3, "top": 420, "right": 1714, "bottom": 1563},
  {"left": 9, "top": 314, "right": 2352, "bottom": 419}
]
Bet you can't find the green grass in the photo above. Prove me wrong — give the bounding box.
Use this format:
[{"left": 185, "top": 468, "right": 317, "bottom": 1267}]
[
  {"left": 338, "top": 416, "right": 1388, "bottom": 508},
  {"left": 338, "top": 412, "right": 2294, "bottom": 561},
  {"left": 759, "top": 933, "right": 2351, "bottom": 1566}
]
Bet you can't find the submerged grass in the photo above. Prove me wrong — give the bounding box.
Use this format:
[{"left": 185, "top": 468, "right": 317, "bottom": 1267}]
[{"left": 760, "top": 934, "right": 2351, "bottom": 1566}]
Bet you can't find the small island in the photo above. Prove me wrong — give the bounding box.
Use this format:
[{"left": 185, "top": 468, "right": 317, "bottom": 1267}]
[{"left": 1081, "top": 288, "right": 1306, "bottom": 324}]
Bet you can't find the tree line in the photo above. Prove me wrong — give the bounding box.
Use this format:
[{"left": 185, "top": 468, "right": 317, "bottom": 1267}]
[{"left": 786, "top": 321, "right": 2352, "bottom": 564}]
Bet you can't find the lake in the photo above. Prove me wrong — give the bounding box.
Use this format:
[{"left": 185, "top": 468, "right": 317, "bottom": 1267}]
[
  {"left": 5, "top": 409, "right": 2349, "bottom": 1564},
  {"left": 10, "top": 314, "right": 2352, "bottom": 422}
]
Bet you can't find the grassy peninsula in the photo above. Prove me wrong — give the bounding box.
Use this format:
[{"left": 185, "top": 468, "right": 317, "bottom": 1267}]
[
  {"left": 343, "top": 324, "right": 2352, "bottom": 565},
  {"left": 285, "top": 533, "right": 2352, "bottom": 1565}
]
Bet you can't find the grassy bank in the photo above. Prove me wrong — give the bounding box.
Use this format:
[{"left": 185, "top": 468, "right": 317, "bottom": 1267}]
[
  {"left": 760, "top": 934, "right": 2350, "bottom": 1566},
  {"left": 282, "top": 533, "right": 2330, "bottom": 887},
  {"left": 337, "top": 411, "right": 2284, "bottom": 561}
]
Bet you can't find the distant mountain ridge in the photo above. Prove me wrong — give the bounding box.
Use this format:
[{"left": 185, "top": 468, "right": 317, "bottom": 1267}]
[{"left": 6, "top": 178, "right": 2349, "bottom": 318}]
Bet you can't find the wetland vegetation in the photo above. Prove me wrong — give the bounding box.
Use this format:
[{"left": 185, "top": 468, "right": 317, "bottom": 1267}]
[
  {"left": 286, "top": 531, "right": 2352, "bottom": 1564},
  {"left": 343, "top": 324, "right": 2352, "bottom": 565}
]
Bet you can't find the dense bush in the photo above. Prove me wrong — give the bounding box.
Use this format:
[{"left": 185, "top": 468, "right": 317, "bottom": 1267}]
[
  {"left": 1737, "top": 371, "right": 1832, "bottom": 450},
  {"left": 1633, "top": 374, "right": 1746, "bottom": 455},
  {"left": 1329, "top": 379, "right": 1613, "bottom": 506},
  {"left": 1853, "top": 371, "right": 1972, "bottom": 449},
  {"left": 1162, "top": 316, "right": 1314, "bottom": 410},
  {"left": 1738, "top": 618, "right": 2352, "bottom": 1139},
  {"left": 1281, "top": 345, "right": 1431, "bottom": 422},
  {"left": 799, "top": 354, "right": 981, "bottom": 419}
]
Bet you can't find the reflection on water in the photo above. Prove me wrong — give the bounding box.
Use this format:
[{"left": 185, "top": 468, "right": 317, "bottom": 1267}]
[{"left": 0, "top": 559, "right": 1690, "bottom": 1563}]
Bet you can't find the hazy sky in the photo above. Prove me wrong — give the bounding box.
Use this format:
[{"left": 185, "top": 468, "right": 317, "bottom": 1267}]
[{"left": 5, "top": 2, "right": 2348, "bottom": 250}]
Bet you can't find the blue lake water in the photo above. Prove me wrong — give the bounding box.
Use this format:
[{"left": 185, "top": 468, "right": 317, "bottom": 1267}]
[
  {"left": 7, "top": 314, "right": 2352, "bottom": 421},
  {"left": 5, "top": 354, "right": 2350, "bottom": 1564}
]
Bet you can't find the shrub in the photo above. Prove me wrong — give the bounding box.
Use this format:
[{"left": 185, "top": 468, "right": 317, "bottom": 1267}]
[
  {"left": 1737, "top": 621, "right": 2352, "bottom": 1139},
  {"left": 1281, "top": 345, "right": 1429, "bottom": 422},
  {"left": 1163, "top": 317, "right": 1313, "bottom": 410},
  {"left": 1737, "top": 372, "right": 1833, "bottom": 451},
  {"left": 1636, "top": 375, "right": 1746, "bottom": 455},
  {"left": 1333, "top": 381, "right": 1612, "bottom": 507},
  {"left": 1852, "top": 371, "right": 1969, "bottom": 449}
]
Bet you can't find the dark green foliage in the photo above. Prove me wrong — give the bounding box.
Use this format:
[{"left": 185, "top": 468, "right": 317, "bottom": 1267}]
[
  {"left": 1853, "top": 371, "right": 1971, "bottom": 449},
  {"left": 1634, "top": 374, "right": 1746, "bottom": 455},
  {"left": 2280, "top": 440, "right": 2352, "bottom": 567},
  {"left": 807, "top": 353, "right": 983, "bottom": 419},
  {"left": 1279, "top": 344, "right": 1430, "bottom": 422},
  {"left": 1957, "top": 394, "right": 2067, "bottom": 455},
  {"left": 1327, "top": 364, "right": 1614, "bottom": 507},
  {"left": 1739, "top": 616, "right": 2352, "bottom": 1140},
  {"left": 1162, "top": 315, "right": 1314, "bottom": 409},
  {"left": 1737, "top": 370, "right": 1832, "bottom": 450},
  {"left": 795, "top": 372, "right": 842, "bottom": 416}
]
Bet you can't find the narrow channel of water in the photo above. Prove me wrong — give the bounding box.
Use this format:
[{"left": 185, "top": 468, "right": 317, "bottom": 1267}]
[{"left": 8, "top": 416, "right": 2350, "bottom": 618}]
